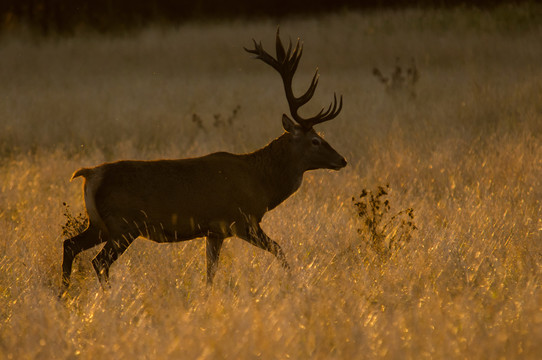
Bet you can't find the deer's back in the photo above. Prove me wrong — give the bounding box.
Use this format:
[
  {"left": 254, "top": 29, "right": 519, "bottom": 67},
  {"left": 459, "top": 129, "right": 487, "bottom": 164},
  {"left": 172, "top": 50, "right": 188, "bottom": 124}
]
[{"left": 82, "top": 152, "right": 270, "bottom": 239}]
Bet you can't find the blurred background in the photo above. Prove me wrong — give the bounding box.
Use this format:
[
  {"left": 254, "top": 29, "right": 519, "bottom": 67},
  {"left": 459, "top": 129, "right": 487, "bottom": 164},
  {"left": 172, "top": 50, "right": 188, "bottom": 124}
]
[{"left": 0, "top": 0, "right": 533, "bottom": 35}]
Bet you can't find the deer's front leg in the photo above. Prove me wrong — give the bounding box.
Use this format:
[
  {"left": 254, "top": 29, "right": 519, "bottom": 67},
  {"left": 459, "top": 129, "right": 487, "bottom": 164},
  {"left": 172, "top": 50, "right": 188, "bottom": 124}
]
[
  {"left": 237, "top": 222, "right": 290, "bottom": 270},
  {"left": 206, "top": 236, "right": 225, "bottom": 285}
]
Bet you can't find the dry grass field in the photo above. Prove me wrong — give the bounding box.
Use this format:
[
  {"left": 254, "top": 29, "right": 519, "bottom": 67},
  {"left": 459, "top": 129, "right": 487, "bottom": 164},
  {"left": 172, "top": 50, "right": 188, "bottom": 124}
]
[{"left": 1, "top": 6, "right": 541, "bottom": 359}]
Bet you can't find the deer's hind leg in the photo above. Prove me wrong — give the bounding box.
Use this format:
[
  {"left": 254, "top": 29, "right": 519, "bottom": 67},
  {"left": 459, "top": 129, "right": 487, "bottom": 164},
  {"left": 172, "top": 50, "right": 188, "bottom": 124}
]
[
  {"left": 61, "top": 223, "right": 104, "bottom": 292},
  {"left": 91, "top": 233, "right": 135, "bottom": 289}
]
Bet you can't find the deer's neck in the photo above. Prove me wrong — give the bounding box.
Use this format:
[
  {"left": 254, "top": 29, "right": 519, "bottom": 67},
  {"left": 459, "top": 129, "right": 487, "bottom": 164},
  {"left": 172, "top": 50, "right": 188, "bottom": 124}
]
[{"left": 247, "top": 134, "right": 304, "bottom": 210}]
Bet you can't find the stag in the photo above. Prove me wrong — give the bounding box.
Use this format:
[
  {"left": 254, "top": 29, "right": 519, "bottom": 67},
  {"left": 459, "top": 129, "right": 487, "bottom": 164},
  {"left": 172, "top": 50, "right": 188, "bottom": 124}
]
[{"left": 61, "top": 30, "right": 346, "bottom": 292}]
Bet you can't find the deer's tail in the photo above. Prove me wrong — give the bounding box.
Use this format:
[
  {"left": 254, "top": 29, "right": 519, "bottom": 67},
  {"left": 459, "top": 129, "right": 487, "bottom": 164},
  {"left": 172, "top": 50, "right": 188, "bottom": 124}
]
[{"left": 71, "top": 168, "right": 93, "bottom": 181}]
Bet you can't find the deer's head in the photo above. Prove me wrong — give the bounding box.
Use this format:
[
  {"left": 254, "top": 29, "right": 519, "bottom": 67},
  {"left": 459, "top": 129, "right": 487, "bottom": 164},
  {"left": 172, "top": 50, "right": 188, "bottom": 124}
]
[{"left": 245, "top": 29, "right": 347, "bottom": 172}]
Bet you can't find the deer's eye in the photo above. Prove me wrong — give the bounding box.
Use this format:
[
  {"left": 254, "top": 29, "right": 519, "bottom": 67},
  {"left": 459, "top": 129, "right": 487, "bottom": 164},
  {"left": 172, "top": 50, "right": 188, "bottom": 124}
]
[{"left": 311, "top": 138, "right": 321, "bottom": 146}]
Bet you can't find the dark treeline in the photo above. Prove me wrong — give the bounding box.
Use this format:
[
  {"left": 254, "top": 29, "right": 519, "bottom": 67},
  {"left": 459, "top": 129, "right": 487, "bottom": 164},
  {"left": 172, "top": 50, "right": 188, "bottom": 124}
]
[{"left": 0, "top": 0, "right": 531, "bottom": 34}]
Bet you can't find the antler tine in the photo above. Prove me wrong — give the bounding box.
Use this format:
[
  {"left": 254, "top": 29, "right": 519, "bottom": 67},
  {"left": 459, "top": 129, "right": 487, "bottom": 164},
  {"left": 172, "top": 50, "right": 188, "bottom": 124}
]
[
  {"left": 246, "top": 30, "right": 342, "bottom": 129},
  {"left": 297, "top": 70, "right": 319, "bottom": 106},
  {"left": 289, "top": 39, "right": 303, "bottom": 73},
  {"left": 275, "top": 29, "right": 287, "bottom": 64},
  {"left": 244, "top": 39, "right": 279, "bottom": 72},
  {"left": 244, "top": 39, "right": 261, "bottom": 57},
  {"left": 310, "top": 94, "right": 343, "bottom": 126},
  {"left": 285, "top": 40, "right": 292, "bottom": 64}
]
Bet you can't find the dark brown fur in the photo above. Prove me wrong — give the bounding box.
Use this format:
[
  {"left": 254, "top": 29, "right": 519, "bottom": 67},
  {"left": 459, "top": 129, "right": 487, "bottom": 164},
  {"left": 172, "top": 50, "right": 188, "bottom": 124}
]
[{"left": 61, "top": 117, "right": 346, "bottom": 291}]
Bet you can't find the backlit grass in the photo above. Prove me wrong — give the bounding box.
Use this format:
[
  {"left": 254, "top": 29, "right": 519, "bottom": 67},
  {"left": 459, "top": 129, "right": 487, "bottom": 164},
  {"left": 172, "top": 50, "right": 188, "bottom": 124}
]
[{"left": 1, "top": 6, "right": 541, "bottom": 359}]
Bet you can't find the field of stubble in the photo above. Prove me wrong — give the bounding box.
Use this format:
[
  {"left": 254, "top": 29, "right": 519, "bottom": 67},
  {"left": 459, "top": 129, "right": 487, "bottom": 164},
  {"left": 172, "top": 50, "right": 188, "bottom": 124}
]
[{"left": 0, "top": 6, "right": 541, "bottom": 359}]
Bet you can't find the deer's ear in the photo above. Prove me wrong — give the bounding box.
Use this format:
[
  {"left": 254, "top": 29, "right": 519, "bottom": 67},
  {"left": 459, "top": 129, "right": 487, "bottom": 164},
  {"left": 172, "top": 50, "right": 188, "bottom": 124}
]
[{"left": 282, "top": 114, "right": 298, "bottom": 134}]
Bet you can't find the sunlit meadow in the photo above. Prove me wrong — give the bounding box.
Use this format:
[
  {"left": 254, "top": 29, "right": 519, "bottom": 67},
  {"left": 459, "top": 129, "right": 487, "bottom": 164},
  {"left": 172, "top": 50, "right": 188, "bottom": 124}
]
[{"left": 1, "top": 6, "right": 541, "bottom": 359}]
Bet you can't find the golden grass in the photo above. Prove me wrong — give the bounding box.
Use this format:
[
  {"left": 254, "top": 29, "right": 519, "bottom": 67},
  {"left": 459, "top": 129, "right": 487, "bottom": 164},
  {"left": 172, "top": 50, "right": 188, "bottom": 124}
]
[{"left": 1, "top": 6, "right": 541, "bottom": 359}]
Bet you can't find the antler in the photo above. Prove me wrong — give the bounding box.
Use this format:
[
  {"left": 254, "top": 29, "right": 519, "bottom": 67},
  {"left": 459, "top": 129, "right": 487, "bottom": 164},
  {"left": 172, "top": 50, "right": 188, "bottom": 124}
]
[{"left": 244, "top": 29, "right": 342, "bottom": 130}]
